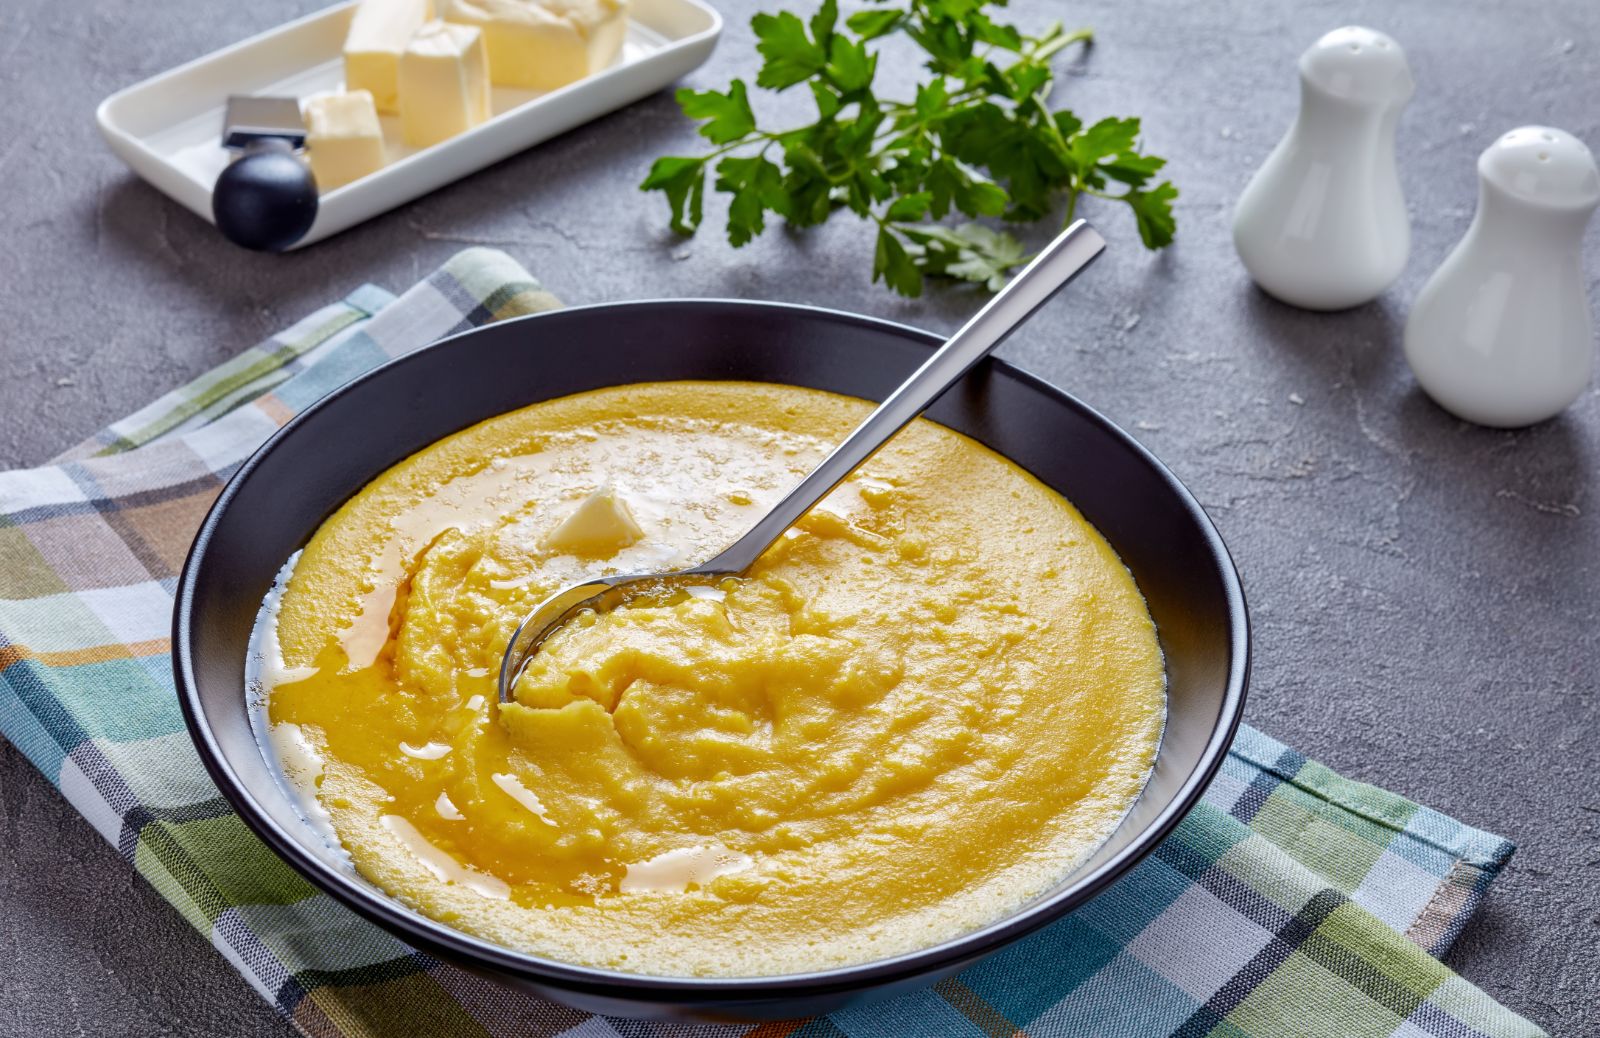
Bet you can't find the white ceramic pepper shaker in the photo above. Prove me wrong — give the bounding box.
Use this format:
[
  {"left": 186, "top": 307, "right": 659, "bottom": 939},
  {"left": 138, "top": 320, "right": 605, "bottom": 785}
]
[
  {"left": 1233, "top": 27, "right": 1414, "bottom": 310},
  {"left": 1404, "top": 127, "right": 1600, "bottom": 427}
]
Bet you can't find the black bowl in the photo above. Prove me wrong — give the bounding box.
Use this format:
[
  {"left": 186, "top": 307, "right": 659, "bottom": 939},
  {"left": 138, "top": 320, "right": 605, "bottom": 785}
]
[{"left": 174, "top": 300, "right": 1248, "bottom": 1022}]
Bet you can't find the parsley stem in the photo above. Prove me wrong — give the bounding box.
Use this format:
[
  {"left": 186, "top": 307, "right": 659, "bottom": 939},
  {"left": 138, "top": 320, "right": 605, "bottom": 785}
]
[
  {"left": 1032, "top": 92, "right": 1073, "bottom": 153},
  {"left": 1030, "top": 26, "right": 1093, "bottom": 63},
  {"left": 882, "top": 82, "right": 985, "bottom": 115},
  {"left": 702, "top": 133, "right": 782, "bottom": 163}
]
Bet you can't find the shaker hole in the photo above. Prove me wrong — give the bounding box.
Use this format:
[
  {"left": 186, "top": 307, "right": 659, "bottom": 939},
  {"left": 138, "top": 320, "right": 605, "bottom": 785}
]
[
  {"left": 1540, "top": 133, "right": 1555, "bottom": 142},
  {"left": 1538, "top": 152, "right": 1551, "bottom": 162},
  {"left": 1347, "top": 42, "right": 1361, "bottom": 51}
]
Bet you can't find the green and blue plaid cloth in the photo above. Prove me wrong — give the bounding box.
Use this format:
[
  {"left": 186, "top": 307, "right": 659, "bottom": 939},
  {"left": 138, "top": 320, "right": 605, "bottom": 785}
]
[{"left": 0, "top": 249, "right": 1544, "bottom": 1038}]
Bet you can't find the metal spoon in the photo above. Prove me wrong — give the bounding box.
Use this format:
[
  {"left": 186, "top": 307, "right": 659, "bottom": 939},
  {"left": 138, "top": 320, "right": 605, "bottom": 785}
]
[{"left": 497, "top": 220, "right": 1107, "bottom": 705}]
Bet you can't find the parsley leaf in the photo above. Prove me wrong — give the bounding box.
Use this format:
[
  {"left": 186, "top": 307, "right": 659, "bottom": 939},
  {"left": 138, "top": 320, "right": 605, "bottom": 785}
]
[
  {"left": 753, "top": 12, "right": 825, "bottom": 89},
  {"left": 874, "top": 227, "right": 923, "bottom": 297},
  {"left": 826, "top": 36, "right": 876, "bottom": 93},
  {"left": 1126, "top": 181, "right": 1179, "bottom": 249},
  {"left": 716, "top": 155, "right": 789, "bottom": 246},
  {"left": 885, "top": 192, "right": 933, "bottom": 222},
  {"left": 809, "top": 0, "right": 837, "bottom": 50},
  {"left": 846, "top": 8, "right": 903, "bottom": 39},
  {"left": 902, "top": 223, "right": 1025, "bottom": 291},
  {"left": 1071, "top": 117, "right": 1141, "bottom": 168},
  {"left": 640, "top": 156, "right": 706, "bottom": 234},
  {"left": 676, "top": 81, "right": 757, "bottom": 143}
]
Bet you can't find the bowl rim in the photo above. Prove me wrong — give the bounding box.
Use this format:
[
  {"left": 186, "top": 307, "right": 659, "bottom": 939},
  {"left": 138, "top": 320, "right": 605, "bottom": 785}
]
[{"left": 173, "top": 298, "right": 1250, "bottom": 1001}]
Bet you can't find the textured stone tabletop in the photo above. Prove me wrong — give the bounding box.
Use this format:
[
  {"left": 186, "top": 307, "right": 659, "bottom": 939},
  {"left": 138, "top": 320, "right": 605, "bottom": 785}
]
[{"left": 1, "top": 0, "right": 1596, "bottom": 1034}]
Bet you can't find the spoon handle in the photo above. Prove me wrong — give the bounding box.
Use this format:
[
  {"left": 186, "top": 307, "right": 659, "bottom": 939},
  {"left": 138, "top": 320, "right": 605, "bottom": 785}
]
[{"left": 693, "top": 219, "right": 1106, "bottom": 577}]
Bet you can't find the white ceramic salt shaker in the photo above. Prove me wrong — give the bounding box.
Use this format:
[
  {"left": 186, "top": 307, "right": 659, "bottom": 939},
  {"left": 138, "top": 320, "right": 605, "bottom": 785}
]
[
  {"left": 1233, "top": 27, "right": 1414, "bottom": 310},
  {"left": 1404, "top": 127, "right": 1600, "bottom": 427}
]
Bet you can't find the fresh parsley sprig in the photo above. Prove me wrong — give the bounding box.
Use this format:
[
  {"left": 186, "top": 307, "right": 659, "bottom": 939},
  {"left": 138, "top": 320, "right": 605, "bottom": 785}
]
[{"left": 641, "top": 0, "right": 1177, "bottom": 297}]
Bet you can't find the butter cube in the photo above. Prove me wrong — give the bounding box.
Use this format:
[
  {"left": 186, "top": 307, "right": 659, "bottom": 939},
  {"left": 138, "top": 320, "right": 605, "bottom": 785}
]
[
  {"left": 344, "top": 0, "right": 435, "bottom": 113},
  {"left": 304, "top": 91, "right": 386, "bottom": 191},
  {"left": 444, "top": 0, "right": 627, "bottom": 92},
  {"left": 398, "top": 21, "right": 492, "bottom": 149},
  {"left": 544, "top": 486, "right": 643, "bottom": 557}
]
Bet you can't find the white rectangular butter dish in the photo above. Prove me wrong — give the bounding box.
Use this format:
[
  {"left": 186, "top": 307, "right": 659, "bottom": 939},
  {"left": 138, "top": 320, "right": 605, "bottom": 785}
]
[{"left": 96, "top": 0, "right": 722, "bottom": 249}]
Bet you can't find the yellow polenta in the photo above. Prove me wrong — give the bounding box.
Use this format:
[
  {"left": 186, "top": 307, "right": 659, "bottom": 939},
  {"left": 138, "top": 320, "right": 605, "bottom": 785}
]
[{"left": 266, "top": 381, "right": 1165, "bottom": 976}]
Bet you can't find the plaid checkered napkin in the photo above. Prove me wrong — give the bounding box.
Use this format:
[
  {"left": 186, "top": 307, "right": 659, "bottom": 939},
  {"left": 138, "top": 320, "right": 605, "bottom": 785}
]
[{"left": 0, "top": 248, "right": 1543, "bottom": 1038}]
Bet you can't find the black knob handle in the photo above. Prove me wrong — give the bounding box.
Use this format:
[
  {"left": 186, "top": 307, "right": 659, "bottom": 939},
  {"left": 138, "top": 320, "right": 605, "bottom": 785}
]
[{"left": 211, "top": 138, "right": 318, "bottom": 253}]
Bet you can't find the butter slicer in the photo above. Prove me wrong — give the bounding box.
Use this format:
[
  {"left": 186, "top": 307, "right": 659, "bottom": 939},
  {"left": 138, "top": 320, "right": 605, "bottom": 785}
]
[{"left": 213, "top": 96, "right": 318, "bottom": 252}]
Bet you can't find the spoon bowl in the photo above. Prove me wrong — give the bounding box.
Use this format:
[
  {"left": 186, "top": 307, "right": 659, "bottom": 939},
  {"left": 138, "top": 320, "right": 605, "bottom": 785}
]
[{"left": 498, "top": 570, "right": 729, "bottom": 699}]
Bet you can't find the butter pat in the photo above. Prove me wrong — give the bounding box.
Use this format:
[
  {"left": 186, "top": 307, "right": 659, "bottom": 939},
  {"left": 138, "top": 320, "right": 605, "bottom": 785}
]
[
  {"left": 443, "top": 0, "right": 627, "bottom": 91},
  {"left": 398, "top": 21, "right": 492, "bottom": 148},
  {"left": 544, "top": 486, "right": 643, "bottom": 556},
  {"left": 344, "top": 0, "right": 434, "bottom": 113},
  {"left": 304, "top": 91, "right": 386, "bottom": 191}
]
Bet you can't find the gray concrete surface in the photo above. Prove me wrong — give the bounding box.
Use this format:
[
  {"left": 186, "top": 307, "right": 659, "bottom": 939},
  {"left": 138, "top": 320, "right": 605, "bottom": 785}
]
[{"left": 1, "top": 0, "right": 1597, "bottom": 1034}]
